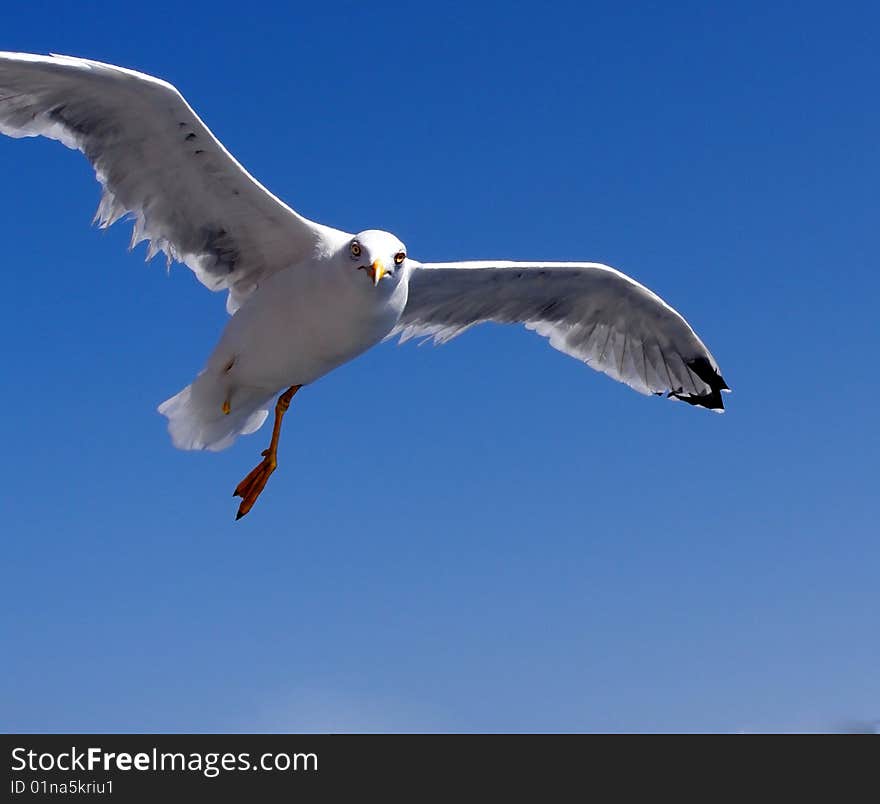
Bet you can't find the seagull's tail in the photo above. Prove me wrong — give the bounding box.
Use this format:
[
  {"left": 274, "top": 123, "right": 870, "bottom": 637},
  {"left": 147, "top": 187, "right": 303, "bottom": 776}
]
[{"left": 157, "top": 372, "right": 274, "bottom": 452}]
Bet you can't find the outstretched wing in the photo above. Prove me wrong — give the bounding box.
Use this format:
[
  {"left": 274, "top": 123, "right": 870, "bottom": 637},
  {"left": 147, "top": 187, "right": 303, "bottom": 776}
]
[
  {"left": 0, "top": 52, "right": 349, "bottom": 313},
  {"left": 396, "top": 260, "right": 730, "bottom": 410}
]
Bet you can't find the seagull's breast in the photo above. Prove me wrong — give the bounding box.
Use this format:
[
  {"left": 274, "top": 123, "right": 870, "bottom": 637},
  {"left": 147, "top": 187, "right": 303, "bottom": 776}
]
[{"left": 210, "top": 259, "right": 408, "bottom": 389}]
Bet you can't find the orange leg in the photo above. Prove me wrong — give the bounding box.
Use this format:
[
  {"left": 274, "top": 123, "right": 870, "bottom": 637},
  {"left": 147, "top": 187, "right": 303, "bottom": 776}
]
[{"left": 233, "top": 384, "right": 301, "bottom": 520}]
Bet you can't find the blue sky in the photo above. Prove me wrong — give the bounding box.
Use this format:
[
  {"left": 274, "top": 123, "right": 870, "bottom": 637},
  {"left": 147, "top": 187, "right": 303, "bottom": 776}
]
[{"left": 1, "top": 1, "right": 877, "bottom": 733}]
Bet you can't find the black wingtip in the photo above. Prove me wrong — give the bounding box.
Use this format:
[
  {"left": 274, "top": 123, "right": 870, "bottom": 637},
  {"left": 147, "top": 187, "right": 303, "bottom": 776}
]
[{"left": 669, "top": 356, "right": 730, "bottom": 411}]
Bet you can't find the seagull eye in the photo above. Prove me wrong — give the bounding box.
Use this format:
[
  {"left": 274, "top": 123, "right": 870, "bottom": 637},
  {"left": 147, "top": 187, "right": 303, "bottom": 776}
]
[
  {"left": 394, "top": 251, "right": 406, "bottom": 265},
  {"left": 350, "top": 241, "right": 362, "bottom": 258}
]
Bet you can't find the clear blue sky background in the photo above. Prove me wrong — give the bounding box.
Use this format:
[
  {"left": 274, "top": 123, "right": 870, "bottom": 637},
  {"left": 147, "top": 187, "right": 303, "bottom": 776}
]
[{"left": 1, "top": 1, "right": 877, "bottom": 733}]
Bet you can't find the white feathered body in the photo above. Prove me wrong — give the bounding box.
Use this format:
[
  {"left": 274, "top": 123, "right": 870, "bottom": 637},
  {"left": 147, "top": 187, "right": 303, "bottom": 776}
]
[{"left": 159, "top": 254, "right": 410, "bottom": 451}]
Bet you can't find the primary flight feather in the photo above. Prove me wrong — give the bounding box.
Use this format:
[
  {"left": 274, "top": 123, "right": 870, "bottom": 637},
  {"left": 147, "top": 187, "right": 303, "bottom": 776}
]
[{"left": 0, "top": 52, "right": 729, "bottom": 518}]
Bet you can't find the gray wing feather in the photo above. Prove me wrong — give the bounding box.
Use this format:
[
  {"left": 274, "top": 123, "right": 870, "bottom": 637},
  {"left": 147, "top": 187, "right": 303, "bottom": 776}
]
[
  {"left": 0, "top": 52, "right": 348, "bottom": 313},
  {"left": 397, "top": 260, "right": 729, "bottom": 410}
]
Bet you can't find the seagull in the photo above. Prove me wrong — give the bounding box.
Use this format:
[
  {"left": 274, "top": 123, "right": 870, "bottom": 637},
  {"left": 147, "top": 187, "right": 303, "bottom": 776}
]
[{"left": 0, "top": 52, "right": 730, "bottom": 519}]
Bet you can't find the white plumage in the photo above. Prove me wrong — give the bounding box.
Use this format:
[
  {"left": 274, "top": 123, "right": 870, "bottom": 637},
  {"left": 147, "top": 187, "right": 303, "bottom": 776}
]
[
  {"left": 396, "top": 261, "right": 728, "bottom": 407},
  {"left": 0, "top": 52, "right": 729, "bottom": 513}
]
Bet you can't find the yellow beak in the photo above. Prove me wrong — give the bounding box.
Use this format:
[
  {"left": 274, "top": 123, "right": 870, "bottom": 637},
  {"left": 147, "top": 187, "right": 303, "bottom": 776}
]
[{"left": 369, "top": 259, "right": 387, "bottom": 286}]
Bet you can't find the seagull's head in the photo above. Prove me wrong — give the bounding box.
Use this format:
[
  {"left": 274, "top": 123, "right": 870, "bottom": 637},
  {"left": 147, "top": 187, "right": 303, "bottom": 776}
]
[{"left": 348, "top": 230, "right": 409, "bottom": 288}]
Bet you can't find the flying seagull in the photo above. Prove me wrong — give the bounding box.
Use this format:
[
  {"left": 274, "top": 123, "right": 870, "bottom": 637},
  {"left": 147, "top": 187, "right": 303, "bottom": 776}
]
[{"left": 0, "top": 52, "right": 729, "bottom": 519}]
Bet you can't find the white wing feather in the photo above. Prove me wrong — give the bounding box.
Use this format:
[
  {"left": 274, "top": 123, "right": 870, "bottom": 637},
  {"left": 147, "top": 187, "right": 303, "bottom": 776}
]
[
  {"left": 396, "top": 260, "right": 729, "bottom": 410},
  {"left": 0, "top": 51, "right": 349, "bottom": 313}
]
